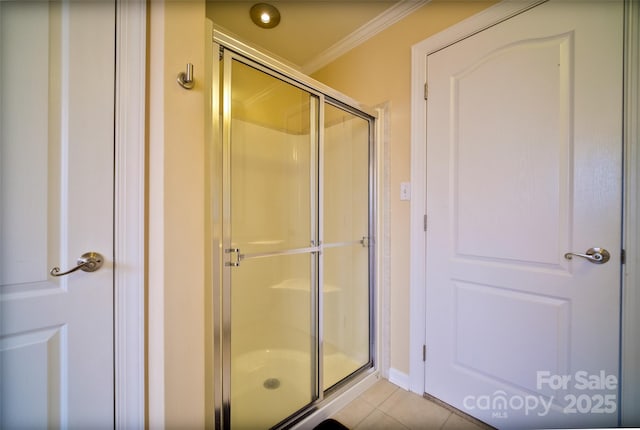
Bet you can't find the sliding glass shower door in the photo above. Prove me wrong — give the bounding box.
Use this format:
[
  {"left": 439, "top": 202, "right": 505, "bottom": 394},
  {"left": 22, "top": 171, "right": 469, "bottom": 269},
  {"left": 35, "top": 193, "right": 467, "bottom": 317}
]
[
  {"left": 218, "top": 46, "right": 374, "bottom": 429},
  {"left": 223, "top": 56, "right": 319, "bottom": 429},
  {"left": 322, "top": 103, "right": 372, "bottom": 390}
]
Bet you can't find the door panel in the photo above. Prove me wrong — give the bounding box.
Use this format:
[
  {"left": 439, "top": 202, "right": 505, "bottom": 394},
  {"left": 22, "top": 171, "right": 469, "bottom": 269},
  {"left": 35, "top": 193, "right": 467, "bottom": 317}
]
[
  {"left": 453, "top": 33, "right": 571, "bottom": 266},
  {"left": 224, "top": 55, "right": 319, "bottom": 429},
  {"left": 0, "top": 3, "right": 52, "bottom": 286},
  {"left": 425, "top": 1, "right": 622, "bottom": 428},
  {"left": 322, "top": 103, "right": 371, "bottom": 389},
  {"left": 0, "top": 2, "right": 114, "bottom": 427},
  {"left": 1, "top": 327, "right": 64, "bottom": 428},
  {"left": 453, "top": 282, "right": 571, "bottom": 393}
]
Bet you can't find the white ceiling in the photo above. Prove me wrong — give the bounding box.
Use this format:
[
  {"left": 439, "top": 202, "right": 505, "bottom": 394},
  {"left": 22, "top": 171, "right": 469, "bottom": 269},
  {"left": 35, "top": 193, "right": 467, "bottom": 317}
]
[{"left": 207, "top": 0, "right": 426, "bottom": 73}]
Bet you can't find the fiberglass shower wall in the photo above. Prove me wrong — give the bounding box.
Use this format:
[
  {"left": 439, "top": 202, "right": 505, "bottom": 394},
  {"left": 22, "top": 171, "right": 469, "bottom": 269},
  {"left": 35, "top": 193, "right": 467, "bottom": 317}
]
[{"left": 214, "top": 41, "right": 375, "bottom": 429}]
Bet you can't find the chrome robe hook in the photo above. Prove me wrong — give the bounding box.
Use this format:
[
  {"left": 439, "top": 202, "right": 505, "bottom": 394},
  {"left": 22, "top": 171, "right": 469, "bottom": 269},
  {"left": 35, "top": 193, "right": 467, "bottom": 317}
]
[{"left": 177, "top": 63, "right": 194, "bottom": 89}]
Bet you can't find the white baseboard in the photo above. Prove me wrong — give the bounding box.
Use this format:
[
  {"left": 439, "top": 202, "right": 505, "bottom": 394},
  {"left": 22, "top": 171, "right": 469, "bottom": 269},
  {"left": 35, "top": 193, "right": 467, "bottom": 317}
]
[{"left": 388, "top": 368, "right": 410, "bottom": 391}]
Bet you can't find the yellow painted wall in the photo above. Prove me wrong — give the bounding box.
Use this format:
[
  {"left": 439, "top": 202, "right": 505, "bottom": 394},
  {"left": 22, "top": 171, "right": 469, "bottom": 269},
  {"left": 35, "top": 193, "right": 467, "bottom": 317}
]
[
  {"left": 311, "top": 0, "right": 497, "bottom": 375},
  {"left": 148, "top": 0, "right": 206, "bottom": 427},
  {"left": 144, "top": 1, "right": 640, "bottom": 427}
]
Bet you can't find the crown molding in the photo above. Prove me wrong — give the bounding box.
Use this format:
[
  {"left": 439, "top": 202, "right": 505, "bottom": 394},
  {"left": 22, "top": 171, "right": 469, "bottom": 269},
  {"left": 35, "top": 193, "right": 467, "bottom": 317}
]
[{"left": 302, "top": 0, "right": 429, "bottom": 74}]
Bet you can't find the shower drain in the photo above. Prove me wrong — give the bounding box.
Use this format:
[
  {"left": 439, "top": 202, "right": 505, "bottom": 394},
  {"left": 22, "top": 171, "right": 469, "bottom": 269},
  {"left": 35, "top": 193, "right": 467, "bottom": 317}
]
[{"left": 263, "top": 378, "right": 281, "bottom": 390}]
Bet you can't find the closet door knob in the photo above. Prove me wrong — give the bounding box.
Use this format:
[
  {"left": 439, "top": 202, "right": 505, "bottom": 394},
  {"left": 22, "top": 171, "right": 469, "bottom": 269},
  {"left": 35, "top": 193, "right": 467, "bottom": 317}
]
[
  {"left": 564, "top": 248, "right": 610, "bottom": 264},
  {"left": 49, "top": 252, "right": 104, "bottom": 277}
]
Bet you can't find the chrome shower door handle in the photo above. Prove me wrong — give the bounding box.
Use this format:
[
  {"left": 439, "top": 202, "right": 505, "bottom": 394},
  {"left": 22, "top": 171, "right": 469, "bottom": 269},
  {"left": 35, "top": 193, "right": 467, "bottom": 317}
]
[
  {"left": 50, "top": 252, "right": 104, "bottom": 277},
  {"left": 564, "top": 247, "right": 610, "bottom": 264}
]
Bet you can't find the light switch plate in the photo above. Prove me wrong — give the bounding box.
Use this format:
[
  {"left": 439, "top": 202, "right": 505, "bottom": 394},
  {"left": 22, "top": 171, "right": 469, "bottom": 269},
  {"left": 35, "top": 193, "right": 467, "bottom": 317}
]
[{"left": 400, "top": 182, "right": 411, "bottom": 201}]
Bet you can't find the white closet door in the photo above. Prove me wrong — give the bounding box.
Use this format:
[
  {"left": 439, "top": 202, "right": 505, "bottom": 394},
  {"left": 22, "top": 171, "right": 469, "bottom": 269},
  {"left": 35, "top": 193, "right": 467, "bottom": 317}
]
[
  {"left": 1, "top": 2, "right": 115, "bottom": 427},
  {"left": 425, "top": 1, "right": 622, "bottom": 428}
]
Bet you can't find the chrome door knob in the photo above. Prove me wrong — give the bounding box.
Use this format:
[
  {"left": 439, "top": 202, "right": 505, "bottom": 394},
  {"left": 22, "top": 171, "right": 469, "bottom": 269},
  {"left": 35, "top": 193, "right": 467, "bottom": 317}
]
[
  {"left": 564, "top": 247, "right": 610, "bottom": 264},
  {"left": 50, "top": 252, "right": 104, "bottom": 277}
]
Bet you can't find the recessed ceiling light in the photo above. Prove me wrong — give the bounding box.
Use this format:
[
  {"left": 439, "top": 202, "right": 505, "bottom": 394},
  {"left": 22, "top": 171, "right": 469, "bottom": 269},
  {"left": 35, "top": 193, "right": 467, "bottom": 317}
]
[{"left": 250, "top": 3, "right": 280, "bottom": 29}]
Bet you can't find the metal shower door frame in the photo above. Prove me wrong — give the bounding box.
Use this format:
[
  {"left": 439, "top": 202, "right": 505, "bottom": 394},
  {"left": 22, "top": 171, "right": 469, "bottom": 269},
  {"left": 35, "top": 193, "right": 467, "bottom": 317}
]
[{"left": 210, "top": 30, "right": 377, "bottom": 430}]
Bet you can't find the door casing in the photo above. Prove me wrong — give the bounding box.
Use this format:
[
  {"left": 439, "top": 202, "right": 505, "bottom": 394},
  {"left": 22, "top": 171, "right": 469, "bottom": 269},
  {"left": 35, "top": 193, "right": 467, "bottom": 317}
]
[
  {"left": 114, "top": 0, "right": 146, "bottom": 427},
  {"left": 409, "top": 0, "right": 640, "bottom": 426}
]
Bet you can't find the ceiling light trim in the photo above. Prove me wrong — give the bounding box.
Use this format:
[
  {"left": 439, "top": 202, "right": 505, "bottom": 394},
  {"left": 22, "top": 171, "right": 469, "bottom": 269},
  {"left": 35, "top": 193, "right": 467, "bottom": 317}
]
[
  {"left": 250, "top": 3, "right": 281, "bottom": 29},
  {"left": 301, "top": 0, "right": 430, "bottom": 74}
]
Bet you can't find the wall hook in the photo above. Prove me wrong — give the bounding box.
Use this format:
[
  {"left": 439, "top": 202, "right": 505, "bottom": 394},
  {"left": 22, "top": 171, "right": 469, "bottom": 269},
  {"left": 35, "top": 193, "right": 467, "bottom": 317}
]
[{"left": 177, "top": 63, "right": 194, "bottom": 90}]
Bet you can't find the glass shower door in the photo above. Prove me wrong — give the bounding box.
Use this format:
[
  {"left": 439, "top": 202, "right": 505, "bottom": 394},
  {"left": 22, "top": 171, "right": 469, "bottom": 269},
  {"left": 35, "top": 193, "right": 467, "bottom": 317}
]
[
  {"left": 223, "top": 55, "right": 319, "bottom": 429},
  {"left": 322, "top": 103, "right": 372, "bottom": 390}
]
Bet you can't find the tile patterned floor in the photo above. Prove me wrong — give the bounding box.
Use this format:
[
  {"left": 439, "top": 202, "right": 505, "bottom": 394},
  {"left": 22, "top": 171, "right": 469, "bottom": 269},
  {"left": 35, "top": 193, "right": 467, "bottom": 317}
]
[{"left": 330, "top": 379, "right": 492, "bottom": 430}]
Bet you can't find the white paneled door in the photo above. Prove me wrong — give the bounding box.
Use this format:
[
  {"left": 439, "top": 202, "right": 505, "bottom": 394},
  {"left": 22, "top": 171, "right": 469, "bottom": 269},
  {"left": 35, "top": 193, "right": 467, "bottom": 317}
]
[
  {"left": 1, "top": 2, "right": 115, "bottom": 428},
  {"left": 425, "top": 1, "right": 622, "bottom": 428}
]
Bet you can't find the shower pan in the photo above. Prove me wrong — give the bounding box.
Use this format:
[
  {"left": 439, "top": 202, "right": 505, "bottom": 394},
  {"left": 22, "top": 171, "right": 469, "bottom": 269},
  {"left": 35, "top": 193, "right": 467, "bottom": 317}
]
[{"left": 208, "top": 30, "right": 376, "bottom": 429}]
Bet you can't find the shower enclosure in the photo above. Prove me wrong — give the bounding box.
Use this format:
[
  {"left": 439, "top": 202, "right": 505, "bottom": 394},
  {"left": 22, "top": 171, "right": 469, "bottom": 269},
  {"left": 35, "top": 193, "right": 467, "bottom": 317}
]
[{"left": 208, "top": 31, "right": 376, "bottom": 429}]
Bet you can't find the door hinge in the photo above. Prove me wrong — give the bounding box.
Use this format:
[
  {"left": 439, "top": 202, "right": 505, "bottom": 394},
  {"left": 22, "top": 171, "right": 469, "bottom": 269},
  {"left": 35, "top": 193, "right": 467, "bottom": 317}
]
[
  {"left": 423, "top": 214, "right": 427, "bottom": 232},
  {"left": 424, "top": 83, "right": 428, "bottom": 100},
  {"left": 621, "top": 249, "right": 626, "bottom": 265},
  {"left": 422, "top": 345, "right": 427, "bottom": 362}
]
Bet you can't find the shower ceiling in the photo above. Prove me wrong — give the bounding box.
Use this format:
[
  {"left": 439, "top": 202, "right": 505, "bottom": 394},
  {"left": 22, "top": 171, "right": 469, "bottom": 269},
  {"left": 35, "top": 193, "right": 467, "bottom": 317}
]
[{"left": 207, "top": 0, "right": 424, "bottom": 73}]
